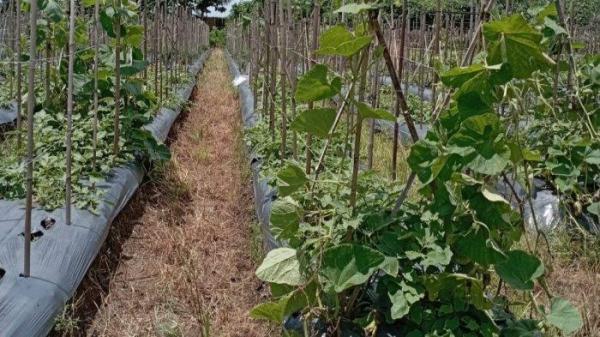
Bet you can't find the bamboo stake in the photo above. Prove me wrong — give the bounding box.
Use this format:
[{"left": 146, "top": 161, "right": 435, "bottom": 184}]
[
  {"left": 65, "top": 0, "right": 76, "bottom": 225},
  {"left": 305, "top": 2, "right": 320, "bottom": 174},
  {"left": 92, "top": 0, "right": 100, "bottom": 172},
  {"left": 143, "top": 0, "right": 147, "bottom": 80},
  {"left": 279, "top": 0, "right": 287, "bottom": 159},
  {"left": 368, "top": 9, "right": 420, "bottom": 143},
  {"left": 15, "top": 0, "right": 22, "bottom": 148},
  {"left": 350, "top": 48, "right": 370, "bottom": 211},
  {"left": 113, "top": 0, "right": 122, "bottom": 156},
  {"left": 391, "top": 0, "right": 409, "bottom": 180},
  {"left": 23, "top": 0, "right": 39, "bottom": 278},
  {"left": 269, "top": 0, "right": 278, "bottom": 141}
]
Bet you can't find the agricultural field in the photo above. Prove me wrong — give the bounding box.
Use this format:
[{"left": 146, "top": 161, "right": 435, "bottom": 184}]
[{"left": 0, "top": 0, "right": 599, "bottom": 336}]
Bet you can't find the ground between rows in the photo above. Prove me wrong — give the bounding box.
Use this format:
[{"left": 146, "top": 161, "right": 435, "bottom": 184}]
[{"left": 50, "top": 50, "right": 272, "bottom": 337}]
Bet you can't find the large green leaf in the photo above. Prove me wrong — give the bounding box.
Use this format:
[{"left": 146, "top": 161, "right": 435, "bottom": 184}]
[
  {"left": 43, "top": 0, "right": 64, "bottom": 22},
  {"left": 277, "top": 163, "right": 308, "bottom": 197},
  {"left": 501, "top": 319, "right": 541, "bottom": 337},
  {"left": 420, "top": 245, "right": 453, "bottom": 270},
  {"left": 447, "top": 113, "right": 511, "bottom": 175},
  {"left": 99, "top": 7, "right": 116, "bottom": 37},
  {"left": 317, "top": 25, "right": 372, "bottom": 57},
  {"left": 495, "top": 250, "right": 544, "bottom": 290},
  {"left": 270, "top": 197, "right": 301, "bottom": 242},
  {"left": 587, "top": 202, "right": 600, "bottom": 217},
  {"left": 121, "top": 59, "right": 149, "bottom": 77},
  {"left": 583, "top": 149, "right": 600, "bottom": 165},
  {"left": 441, "top": 64, "right": 486, "bottom": 88},
  {"left": 256, "top": 248, "right": 305, "bottom": 286},
  {"left": 389, "top": 281, "right": 424, "bottom": 320},
  {"left": 250, "top": 283, "right": 316, "bottom": 323},
  {"left": 455, "top": 229, "right": 507, "bottom": 267},
  {"left": 124, "top": 24, "right": 144, "bottom": 47},
  {"left": 321, "top": 244, "right": 386, "bottom": 293},
  {"left": 484, "top": 15, "right": 553, "bottom": 79},
  {"left": 250, "top": 301, "right": 286, "bottom": 323},
  {"left": 355, "top": 102, "right": 396, "bottom": 121},
  {"left": 295, "top": 65, "right": 341, "bottom": 103},
  {"left": 546, "top": 297, "right": 582, "bottom": 335},
  {"left": 290, "top": 108, "right": 336, "bottom": 138},
  {"left": 408, "top": 140, "right": 447, "bottom": 185},
  {"left": 530, "top": 2, "right": 558, "bottom": 24}
]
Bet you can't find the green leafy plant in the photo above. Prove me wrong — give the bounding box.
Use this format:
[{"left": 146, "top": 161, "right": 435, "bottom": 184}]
[
  {"left": 0, "top": 0, "right": 201, "bottom": 210},
  {"left": 246, "top": 5, "right": 586, "bottom": 337}
]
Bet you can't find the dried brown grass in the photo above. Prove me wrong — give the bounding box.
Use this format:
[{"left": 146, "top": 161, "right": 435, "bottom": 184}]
[
  {"left": 542, "top": 233, "right": 600, "bottom": 337},
  {"left": 51, "top": 49, "right": 273, "bottom": 337}
]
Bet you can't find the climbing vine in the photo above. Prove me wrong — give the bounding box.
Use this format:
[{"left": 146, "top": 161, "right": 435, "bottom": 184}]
[{"left": 230, "top": 1, "right": 592, "bottom": 336}]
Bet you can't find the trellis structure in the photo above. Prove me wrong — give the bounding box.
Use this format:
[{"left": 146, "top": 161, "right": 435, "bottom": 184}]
[{"left": 0, "top": 1, "right": 209, "bottom": 335}]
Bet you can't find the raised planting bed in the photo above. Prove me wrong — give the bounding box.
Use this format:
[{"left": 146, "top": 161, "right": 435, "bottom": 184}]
[
  {"left": 0, "top": 51, "right": 209, "bottom": 337},
  {"left": 225, "top": 52, "right": 280, "bottom": 251},
  {"left": 0, "top": 101, "right": 17, "bottom": 131}
]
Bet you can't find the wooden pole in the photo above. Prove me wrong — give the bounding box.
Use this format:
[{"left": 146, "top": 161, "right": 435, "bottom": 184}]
[
  {"left": 15, "top": 0, "right": 22, "bottom": 148},
  {"left": 391, "top": 0, "right": 409, "bottom": 180},
  {"left": 305, "top": 2, "right": 320, "bottom": 174},
  {"left": 113, "top": 0, "right": 122, "bottom": 156},
  {"left": 92, "top": 0, "right": 100, "bottom": 172},
  {"left": 23, "top": 0, "right": 39, "bottom": 277},
  {"left": 65, "top": 0, "right": 76, "bottom": 225},
  {"left": 279, "top": 0, "right": 287, "bottom": 159}
]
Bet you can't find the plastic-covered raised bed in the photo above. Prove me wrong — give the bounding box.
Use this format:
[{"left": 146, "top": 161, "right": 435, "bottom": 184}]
[
  {"left": 0, "top": 51, "right": 209, "bottom": 337},
  {"left": 225, "top": 52, "right": 280, "bottom": 251},
  {"left": 0, "top": 101, "right": 17, "bottom": 130}
]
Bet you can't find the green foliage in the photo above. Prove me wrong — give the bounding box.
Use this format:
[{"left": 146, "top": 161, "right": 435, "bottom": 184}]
[
  {"left": 276, "top": 163, "right": 308, "bottom": 197},
  {"left": 0, "top": 0, "right": 196, "bottom": 210},
  {"left": 255, "top": 248, "right": 305, "bottom": 286},
  {"left": 317, "top": 25, "right": 372, "bottom": 57},
  {"left": 546, "top": 297, "right": 584, "bottom": 335},
  {"left": 290, "top": 108, "right": 337, "bottom": 138},
  {"left": 248, "top": 5, "right": 587, "bottom": 337},
  {"left": 209, "top": 28, "right": 226, "bottom": 48},
  {"left": 294, "top": 64, "right": 341, "bottom": 103}
]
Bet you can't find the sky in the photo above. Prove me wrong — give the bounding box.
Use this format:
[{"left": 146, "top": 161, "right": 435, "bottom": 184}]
[{"left": 205, "top": 0, "right": 251, "bottom": 18}]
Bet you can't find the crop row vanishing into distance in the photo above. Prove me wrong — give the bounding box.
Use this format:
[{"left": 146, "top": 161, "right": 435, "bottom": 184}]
[
  {"left": 0, "top": 0, "right": 209, "bottom": 335},
  {"left": 224, "top": 0, "right": 600, "bottom": 337}
]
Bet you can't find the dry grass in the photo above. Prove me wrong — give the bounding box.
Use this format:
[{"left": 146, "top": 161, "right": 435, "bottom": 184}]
[
  {"left": 359, "top": 127, "right": 411, "bottom": 181},
  {"left": 502, "top": 231, "right": 600, "bottom": 337},
  {"left": 51, "top": 49, "right": 273, "bottom": 337},
  {"left": 542, "top": 232, "right": 600, "bottom": 337}
]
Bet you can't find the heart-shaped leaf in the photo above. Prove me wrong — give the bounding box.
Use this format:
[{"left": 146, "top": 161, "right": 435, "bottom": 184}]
[
  {"left": 495, "top": 250, "right": 544, "bottom": 290},
  {"left": 290, "top": 108, "right": 336, "bottom": 138},
  {"left": 256, "top": 248, "right": 305, "bottom": 286},
  {"left": 321, "top": 244, "right": 386, "bottom": 292}
]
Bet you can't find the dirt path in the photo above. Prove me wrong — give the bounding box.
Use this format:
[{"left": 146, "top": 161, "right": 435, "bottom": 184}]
[{"left": 53, "top": 50, "right": 271, "bottom": 337}]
